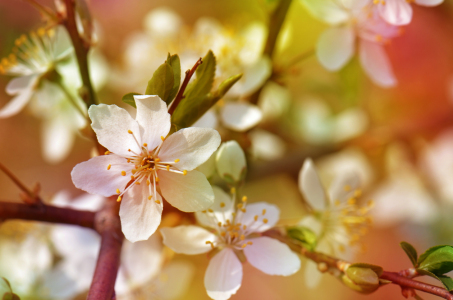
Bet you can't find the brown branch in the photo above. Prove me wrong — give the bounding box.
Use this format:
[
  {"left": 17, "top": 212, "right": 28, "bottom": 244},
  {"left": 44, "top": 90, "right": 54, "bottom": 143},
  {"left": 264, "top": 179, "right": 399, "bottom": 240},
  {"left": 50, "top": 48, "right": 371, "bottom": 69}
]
[
  {"left": 0, "top": 201, "right": 95, "bottom": 228},
  {"left": 61, "top": 0, "right": 97, "bottom": 107},
  {"left": 0, "top": 162, "right": 41, "bottom": 204},
  {"left": 168, "top": 58, "right": 203, "bottom": 115},
  {"left": 381, "top": 271, "right": 453, "bottom": 300},
  {"left": 87, "top": 200, "right": 123, "bottom": 300}
]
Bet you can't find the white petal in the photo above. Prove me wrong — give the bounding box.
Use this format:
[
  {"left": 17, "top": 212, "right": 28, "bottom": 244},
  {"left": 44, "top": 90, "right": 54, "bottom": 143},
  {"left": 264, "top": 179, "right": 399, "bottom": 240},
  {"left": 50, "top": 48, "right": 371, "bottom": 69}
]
[
  {"left": 160, "top": 225, "right": 217, "bottom": 254},
  {"left": 316, "top": 26, "right": 355, "bottom": 71},
  {"left": 300, "top": 0, "right": 350, "bottom": 25},
  {"left": 119, "top": 182, "right": 163, "bottom": 242},
  {"left": 415, "top": 0, "right": 443, "bottom": 6},
  {"left": 51, "top": 226, "right": 100, "bottom": 260},
  {"left": 249, "top": 129, "right": 286, "bottom": 161},
  {"left": 220, "top": 102, "right": 262, "bottom": 132},
  {"left": 40, "top": 265, "right": 79, "bottom": 299},
  {"left": 143, "top": 7, "right": 182, "bottom": 37},
  {"left": 328, "top": 172, "right": 361, "bottom": 204},
  {"left": 304, "top": 259, "right": 323, "bottom": 288},
  {"left": 215, "top": 141, "right": 247, "bottom": 182},
  {"left": 298, "top": 215, "right": 323, "bottom": 236},
  {"left": 71, "top": 154, "right": 130, "bottom": 197},
  {"left": 377, "top": 0, "right": 412, "bottom": 25},
  {"left": 158, "top": 127, "right": 221, "bottom": 171},
  {"left": 359, "top": 40, "right": 397, "bottom": 88},
  {"left": 6, "top": 74, "right": 38, "bottom": 95},
  {"left": 88, "top": 104, "right": 141, "bottom": 156},
  {"left": 229, "top": 57, "right": 272, "bottom": 96},
  {"left": 65, "top": 193, "right": 105, "bottom": 212},
  {"left": 193, "top": 109, "right": 218, "bottom": 129},
  {"left": 196, "top": 151, "right": 217, "bottom": 179},
  {"left": 158, "top": 170, "right": 214, "bottom": 212},
  {"left": 195, "top": 186, "right": 234, "bottom": 228},
  {"left": 0, "top": 87, "right": 34, "bottom": 118},
  {"left": 243, "top": 237, "right": 301, "bottom": 276},
  {"left": 41, "top": 117, "right": 75, "bottom": 164},
  {"left": 205, "top": 248, "right": 242, "bottom": 300},
  {"left": 298, "top": 159, "right": 328, "bottom": 211},
  {"left": 237, "top": 202, "right": 280, "bottom": 233},
  {"left": 134, "top": 95, "right": 171, "bottom": 151}
]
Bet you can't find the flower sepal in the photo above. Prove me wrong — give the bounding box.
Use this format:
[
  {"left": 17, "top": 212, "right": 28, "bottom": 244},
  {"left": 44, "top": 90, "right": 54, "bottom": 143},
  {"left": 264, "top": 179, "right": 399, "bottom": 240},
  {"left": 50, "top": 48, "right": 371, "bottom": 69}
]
[{"left": 341, "top": 263, "right": 383, "bottom": 294}]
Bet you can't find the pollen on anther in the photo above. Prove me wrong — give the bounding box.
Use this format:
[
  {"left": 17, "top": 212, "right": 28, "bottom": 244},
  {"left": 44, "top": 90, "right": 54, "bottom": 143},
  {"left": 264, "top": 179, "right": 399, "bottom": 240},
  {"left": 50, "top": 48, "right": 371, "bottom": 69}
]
[
  {"left": 148, "top": 195, "right": 153, "bottom": 200},
  {"left": 174, "top": 159, "right": 180, "bottom": 163},
  {"left": 166, "top": 165, "right": 170, "bottom": 171},
  {"left": 107, "top": 164, "right": 111, "bottom": 170},
  {"left": 161, "top": 136, "right": 165, "bottom": 141},
  {"left": 156, "top": 177, "right": 160, "bottom": 182},
  {"left": 247, "top": 241, "right": 253, "bottom": 245},
  {"left": 117, "top": 196, "right": 122, "bottom": 202},
  {"left": 131, "top": 175, "right": 135, "bottom": 180},
  {"left": 254, "top": 215, "right": 258, "bottom": 221},
  {"left": 155, "top": 200, "right": 161, "bottom": 204},
  {"left": 105, "top": 151, "right": 111, "bottom": 155},
  {"left": 183, "top": 170, "right": 187, "bottom": 175},
  {"left": 128, "top": 130, "right": 133, "bottom": 134},
  {"left": 155, "top": 158, "right": 161, "bottom": 163},
  {"left": 262, "top": 209, "right": 266, "bottom": 215},
  {"left": 263, "top": 218, "right": 268, "bottom": 224},
  {"left": 220, "top": 202, "right": 225, "bottom": 208},
  {"left": 241, "top": 244, "right": 247, "bottom": 249},
  {"left": 121, "top": 171, "right": 126, "bottom": 176},
  {"left": 208, "top": 209, "right": 214, "bottom": 213},
  {"left": 143, "top": 143, "right": 148, "bottom": 147},
  {"left": 146, "top": 180, "right": 150, "bottom": 186},
  {"left": 135, "top": 181, "right": 140, "bottom": 185},
  {"left": 242, "top": 196, "right": 247, "bottom": 202},
  {"left": 240, "top": 234, "right": 245, "bottom": 241},
  {"left": 116, "top": 189, "right": 120, "bottom": 194}
]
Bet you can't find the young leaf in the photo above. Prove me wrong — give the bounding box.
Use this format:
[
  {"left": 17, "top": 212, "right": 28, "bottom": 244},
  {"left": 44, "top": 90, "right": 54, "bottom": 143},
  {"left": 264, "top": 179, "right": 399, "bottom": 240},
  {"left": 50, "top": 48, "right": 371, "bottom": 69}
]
[
  {"left": 184, "top": 50, "right": 216, "bottom": 100},
  {"left": 121, "top": 92, "right": 141, "bottom": 108},
  {"left": 145, "top": 62, "right": 174, "bottom": 104},
  {"left": 287, "top": 227, "right": 317, "bottom": 251},
  {"left": 166, "top": 53, "right": 181, "bottom": 102},
  {"left": 417, "top": 245, "right": 453, "bottom": 275},
  {"left": 400, "top": 241, "right": 418, "bottom": 267},
  {"left": 417, "top": 269, "right": 453, "bottom": 291}
]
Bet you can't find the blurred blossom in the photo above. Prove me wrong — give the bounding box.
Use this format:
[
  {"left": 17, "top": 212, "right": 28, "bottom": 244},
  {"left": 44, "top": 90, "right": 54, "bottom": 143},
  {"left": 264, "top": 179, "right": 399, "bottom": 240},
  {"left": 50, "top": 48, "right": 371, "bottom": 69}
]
[
  {"left": 258, "top": 82, "right": 291, "bottom": 121},
  {"left": 215, "top": 141, "right": 247, "bottom": 183},
  {"left": 249, "top": 128, "right": 287, "bottom": 161},
  {"left": 161, "top": 187, "right": 301, "bottom": 300},
  {"left": 371, "top": 143, "right": 437, "bottom": 227},
  {"left": 301, "top": 0, "right": 400, "bottom": 87},
  {"left": 373, "top": 0, "right": 444, "bottom": 26},
  {"left": 298, "top": 158, "right": 373, "bottom": 287},
  {"left": 0, "top": 232, "right": 52, "bottom": 297},
  {"left": 71, "top": 96, "right": 220, "bottom": 242},
  {"left": 0, "top": 26, "right": 72, "bottom": 118},
  {"left": 295, "top": 98, "right": 368, "bottom": 144}
]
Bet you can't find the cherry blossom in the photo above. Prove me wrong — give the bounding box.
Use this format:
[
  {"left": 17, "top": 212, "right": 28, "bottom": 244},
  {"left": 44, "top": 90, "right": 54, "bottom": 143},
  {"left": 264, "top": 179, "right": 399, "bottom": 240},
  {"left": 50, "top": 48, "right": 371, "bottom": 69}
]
[
  {"left": 161, "top": 186, "right": 301, "bottom": 300},
  {"left": 72, "top": 95, "right": 221, "bottom": 242},
  {"left": 373, "top": 0, "right": 444, "bottom": 26}
]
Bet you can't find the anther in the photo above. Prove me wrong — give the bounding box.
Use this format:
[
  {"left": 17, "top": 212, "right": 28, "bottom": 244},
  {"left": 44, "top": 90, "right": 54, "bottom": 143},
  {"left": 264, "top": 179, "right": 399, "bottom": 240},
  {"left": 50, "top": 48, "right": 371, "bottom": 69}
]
[
  {"left": 148, "top": 195, "right": 153, "bottom": 200},
  {"left": 242, "top": 196, "right": 247, "bottom": 202},
  {"left": 247, "top": 241, "right": 253, "bottom": 245},
  {"left": 183, "top": 170, "right": 187, "bottom": 175},
  {"left": 116, "top": 189, "right": 120, "bottom": 194},
  {"left": 121, "top": 171, "right": 126, "bottom": 176},
  {"left": 131, "top": 175, "right": 135, "bottom": 180},
  {"left": 155, "top": 158, "right": 161, "bottom": 163},
  {"left": 240, "top": 234, "right": 245, "bottom": 240},
  {"left": 117, "top": 196, "right": 122, "bottom": 202},
  {"left": 230, "top": 187, "right": 236, "bottom": 194},
  {"left": 354, "top": 189, "right": 362, "bottom": 197},
  {"left": 143, "top": 143, "right": 148, "bottom": 147},
  {"left": 105, "top": 151, "right": 111, "bottom": 155},
  {"left": 147, "top": 180, "right": 150, "bottom": 186},
  {"left": 262, "top": 209, "right": 266, "bottom": 215},
  {"left": 263, "top": 218, "right": 268, "bottom": 224},
  {"left": 161, "top": 136, "right": 165, "bottom": 141},
  {"left": 254, "top": 215, "right": 258, "bottom": 221},
  {"left": 166, "top": 165, "right": 170, "bottom": 171},
  {"left": 128, "top": 130, "right": 133, "bottom": 134},
  {"left": 220, "top": 202, "right": 225, "bottom": 208},
  {"left": 107, "top": 164, "right": 111, "bottom": 170},
  {"left": 135, "top": 181, "right": 140, "bottom": 185},
  {"left": 155, "top": 200, "right": 161, "bottom": 204},
  {"left": 155, "top": 177, "right": 160, "bottom": 182},
  {"left": 208, "top": 209, "right": 214, "bottom": 213},
  {"left": 174, "top": 159, "right": 180, "bottom": 163}
]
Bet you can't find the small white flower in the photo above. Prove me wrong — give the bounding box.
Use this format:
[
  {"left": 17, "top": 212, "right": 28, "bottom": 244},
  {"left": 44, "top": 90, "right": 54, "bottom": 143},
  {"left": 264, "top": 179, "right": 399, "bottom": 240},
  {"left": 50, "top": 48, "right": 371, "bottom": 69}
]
[
  {"left": 161, "top": 187, "right": 301, "bottom": 300},
  {"left": 298, "top": 158, "right": 373, "bottom": 287},
  {"left": 215, "top": 141, "right": 247, "bottom": 183},
  {"left": 301, "top": 0, "right": 400, "bottom": 87},
  {"left": 0, "top": 26, "right": 72, "bottom": 118},
  {"left": 373, "top": 0, "right": 444, "bottom": 26},
  {"left": 71, "top": 95, "right": 221, "bottom": 242}
]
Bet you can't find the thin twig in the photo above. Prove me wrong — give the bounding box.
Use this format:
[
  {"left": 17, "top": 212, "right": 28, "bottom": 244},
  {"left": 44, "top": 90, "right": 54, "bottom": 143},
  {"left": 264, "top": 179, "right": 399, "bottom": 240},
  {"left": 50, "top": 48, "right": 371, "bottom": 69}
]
[
  {"left": 0, "top": 201, "right": 95, "bottom": 228},
  {"left": 168, "top": 58, "right": 203, "bottom": 115},
  {"left": 61, "top": 0, "right": 97, "bottom": 107},
  {"left": 54, "top": 78, "right": 88, "bottom": 119},
  {"left": 0, "top": 162, "right": 41, "bottom": 204},
  {"left": 87, "top": 200, "right": 123, "bottom": 300}
]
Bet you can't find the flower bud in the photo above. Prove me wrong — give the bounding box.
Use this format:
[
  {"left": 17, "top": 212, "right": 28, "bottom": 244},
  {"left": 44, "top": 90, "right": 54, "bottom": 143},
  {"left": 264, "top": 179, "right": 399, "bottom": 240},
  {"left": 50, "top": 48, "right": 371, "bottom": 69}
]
[
  {"left": 342, "top": 266, "right": 380, "bottom": 294},
  {"left": 215, "top": 141, "right": 246, "bottom": 183}
]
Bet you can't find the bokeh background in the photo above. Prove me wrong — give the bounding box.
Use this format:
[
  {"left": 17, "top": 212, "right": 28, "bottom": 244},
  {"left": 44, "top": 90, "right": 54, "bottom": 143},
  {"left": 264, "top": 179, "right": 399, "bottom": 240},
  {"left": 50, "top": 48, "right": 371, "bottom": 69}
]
[{"left": 1, "top": 0, "right": 453, "bottom": 299}]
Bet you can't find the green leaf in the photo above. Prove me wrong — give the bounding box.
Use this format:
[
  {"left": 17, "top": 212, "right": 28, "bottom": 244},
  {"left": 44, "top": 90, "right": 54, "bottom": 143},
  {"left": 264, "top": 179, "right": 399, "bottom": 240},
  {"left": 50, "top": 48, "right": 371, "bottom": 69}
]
[
  {"left": 145, "top": 62, "right": 174, "bottom": 104},
  {"left": 184, "top": 50, "right": 216, "bottom": 100},
  {"left": 416, "top": 269, "right": 453, "bottom": 291},
  {"left": 166, "top": 53, "right": 181, "bottom": 102},
  {"left": 121, "top": 92, "right": 141, "bottom": 108},
  {"left": 400, "top": 241, "right": 418, "bottom": 267},
  {"left": 349, "top": 263, "right": 383, "bottom": 277},
  {"left": 287, "top": 227, "right": 317, "bottom": 251},
  {"left": 418, "top": 245, "right": 453, "bottom": 275}
]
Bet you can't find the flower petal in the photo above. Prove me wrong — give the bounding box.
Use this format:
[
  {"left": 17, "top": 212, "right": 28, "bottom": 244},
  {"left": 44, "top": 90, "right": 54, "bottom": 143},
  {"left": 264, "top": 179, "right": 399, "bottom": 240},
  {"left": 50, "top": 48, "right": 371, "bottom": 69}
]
[
  {"left": 71, "top": 154, "right": 130, "bottom": 197},
  {"left": 119, "top": 182, "right": 163, "bottom": 242},
  {"left": 237, "top": 202, "right": 280, "bottom": 233},
  {"left": 316, "top": 26, "right": 355, "bottom": 71},
  {"left": 158, "top": 169, "right": 214, "bottom": 212},
  {"left": 377, "top": 0, "right": 412, "bottom": 25},
  {"left": 298, "top": 158, "right": 328, "bottom": 211},
  {"left": 51, "top": 226, "right": 100, "bottom": 260},
  {"left": 161, "top": 225, "right": 217, "bottom": 255},
  {"left": 51, "top": 191, "right": 105, "bottom": 212},
  {"left": 220, "top": 102, "right": 262, "bottom": 132},
  {"left": 243, "top": 237, "right": 301, "bottom": 276},
  {"left": 195, "top": 186, "right": 234, "bottom": 228},
  {"left": 89, "top": 104, "right": 141, "bottom": 156},
  {"left": 193, "top": 109, "right": 218, "bottom": 129},
  {"left": 5, "top": 74, "right": 38, "bottom": 95},
  {"left": 159, "top": 127, "right": 221, "bottom": 171},
  {"left": 359, "top": 40, "right": 397, "bottom": 88},
  {"left": 154, "top": 261, "right": 195, "bottom": 299},
  {"left": 0, "top": 87, "right": 34, "bottom": 118},
  {"left": 228, "top": 57, "right": 272, "bottom": 96},
  {"left": 328, "top": 172, "right": 361, "bottom": 204},
  {"left": 304, "top": 259, "right": 323, "bottom": 288},
  {"left": 41, "top": 116, "right": 74, "bottom": 164},
  {"left": 215, "top": 141, "right": 247, "bottom": 182},
  {"left": 134, "top": 95, "right": 171, "bottom": 151},
  {"left": 415, "top": 0, "right": 443, "bottom": 5},
  {"left": 300, "top": 0, "right": 350, "bottom": 25},
  {"left": 205, "top": 248, "right": 242, "bottom": 300}
]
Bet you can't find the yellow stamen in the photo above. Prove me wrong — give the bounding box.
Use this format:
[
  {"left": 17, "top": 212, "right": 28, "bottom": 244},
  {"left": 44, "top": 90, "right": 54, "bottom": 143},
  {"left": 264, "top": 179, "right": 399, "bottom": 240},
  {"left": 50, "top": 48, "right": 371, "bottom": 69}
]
[
  {"left": 263, "top": 218, "right": 268, "bottom": 224},
  {"left": 155, "top": 177, "right": 160, "bottom": 182},
  {"left": 143, "top": 143, "right": 148, "bottom": 147},
  {"left": 247, "top": 241, "right": 253, "bottom": 245},
  {"left": 344, "top": 185, "right": 351, "bottom": 192},
  {"left": 128, "top": 130, "right": 133, "bottom": 134},
  {"left": 117, "top": 196, "right": 122, "bottom": 202},
  {"left": 240, "top": 234, "right": 245, "bottom": 240},
  {"left": 107, "top": 164, "right": 111, "bottom": 170},
  {"left": 135, "top": 181, "right": 140, "bottom": 185},
  {"left": 254, "top": 215, "right": 258, "bottom": 221},
  {"left": 230, "top": 187, "right": 236, "bottom": 194},
  {"left": 220, "top": 202, "right": 225, "bottom": 208},
  {"left": 148, "top": 195, "right": 152, "bottom": 200},
  {"left": 161, "top": 136, "right": 165, "bottom": 141},
  {"left": 155, "top": 158, "right": 161, "bottom": 163},
  {"left": 116, "top": 189, "right": 120, "bottom": 194},
  {"left": 183, "top": 170, "right": 187, "bottom": 175},
  {"left": 262, "top": 209, "right": 266, "bottom": 215},
  {"left": 121, "top": 171, "right": 126, "bottom": 176},
  {"left": 131, "top": 175, "right": 135, "bottom": 180},
  {"left": 174, "top": 159, "right": 180, "bottom": 163},
  {"left": 105, "top": 151, "right": 111, "bottom": 155},
  {"left": 242, "top": 196, "right": 247, "bottom": 202},
  {"left": 155, "top": 200, "right": 161, "bottom": 204},
  {"left": 166, "top": 165, "right": 170, "bottom": 171},
  {"left": 208, "top": 209, "right": 214, "bottom": 213}
]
